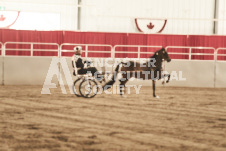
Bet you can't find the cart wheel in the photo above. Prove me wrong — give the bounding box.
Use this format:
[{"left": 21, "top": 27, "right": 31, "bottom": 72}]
[
  {"left": 72, "top": 78, "right": 83, "bottom": 97},
  {"left": 79, "top": 79, "right": 99, "bottom": 98}
]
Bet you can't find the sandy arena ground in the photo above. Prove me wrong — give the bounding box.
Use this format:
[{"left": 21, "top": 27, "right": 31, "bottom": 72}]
[{"left": 0, "top": 85, "right": 226, "bottom": 151}]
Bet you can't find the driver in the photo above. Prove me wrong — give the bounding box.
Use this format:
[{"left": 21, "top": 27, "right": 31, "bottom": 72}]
[{"left": 71, "top": 46, "right": 103, "bottom": 82}]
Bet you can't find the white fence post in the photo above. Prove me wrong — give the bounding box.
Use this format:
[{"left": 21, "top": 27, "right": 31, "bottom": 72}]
[{"left": 31, "top": 43, "right": 33, "bottom": 56}]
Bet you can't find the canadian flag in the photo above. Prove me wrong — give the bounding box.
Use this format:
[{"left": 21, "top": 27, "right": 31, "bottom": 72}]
[
  {"left": 0, "top": 11, "right": 20, "bottom": 28},
  {"left": 0, "top": 15, "right": 6, "bottom": 21},
  {"left": 135, "top": 18, "right": 167, "bottom": 33}
]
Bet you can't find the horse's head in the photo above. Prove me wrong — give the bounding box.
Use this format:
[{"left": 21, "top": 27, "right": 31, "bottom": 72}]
[
  {"left": 156, "top": 48, "right": 171, "bottom": 62},
  {"left": 149, "top": 47, "right": 171, "bottom": 67}
]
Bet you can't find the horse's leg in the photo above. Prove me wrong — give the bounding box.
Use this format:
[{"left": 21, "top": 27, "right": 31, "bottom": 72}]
[
  {"left": 162, "top": 73, "right": 171, "bottom": 84},
  {"left": 119, "top": 78, "right": 128, "bottom": 97},
  {"left": 152, "top": 80, "right": 159, "bottom": 98},
  {"left": 152, "top": 80, "right": 156, "bottom": 97},
  {"left": 165, "top": 74, "right": 171, "bottom": 83}
]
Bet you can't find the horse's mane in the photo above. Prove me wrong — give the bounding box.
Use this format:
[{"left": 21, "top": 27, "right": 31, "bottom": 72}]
[
  {"left": 150, "top": 53, "right": 157, "bottom": 59},
  {"left": 148, "top": 48, "right": 164, "bottom": 68}
]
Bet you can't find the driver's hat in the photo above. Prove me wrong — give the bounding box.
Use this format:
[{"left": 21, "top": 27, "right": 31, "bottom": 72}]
[
  {"left": 74, "top": 46, "right": 82, "bottom": 51},
  {"left": 74, "top": 46, "right": 82, "bottom": 54}
]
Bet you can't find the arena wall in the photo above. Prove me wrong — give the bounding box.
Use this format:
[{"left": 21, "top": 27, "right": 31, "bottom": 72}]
[
  {"left": 215, "top": 61, "right": 226, "bottom": 88},
  {"left": 5, "top": 0, "right": 226, "bottom": 35},
  {"left": 3, "top": 57, "right": 59, "bottom": 85},
  {"left": 0, "top": 57, "right": 3, "bottom": 85},
  {"left": 1, "top": 57, "right": 225, "bottom": 88},
  {"left": 64, "top": 58, "right": 225, "bottom": 88},
  {"left": 120, "top": 60, "right": 216, "bottom": 87},
  {"left": 80, "top": 0, "right": 215, "bottom": 34},
  {"left": 164, "top": 60, "right": 215, "bottom": 87}
]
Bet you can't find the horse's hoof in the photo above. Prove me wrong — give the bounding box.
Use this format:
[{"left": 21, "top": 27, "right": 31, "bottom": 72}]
[
  {"left": 166, "top": 80, "right": 169, "bottom": 83},
  {"left": 155, "top": 96, "right": 160, "bottom": 99}
]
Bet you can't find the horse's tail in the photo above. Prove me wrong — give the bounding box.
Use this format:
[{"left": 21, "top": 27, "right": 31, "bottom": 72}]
[{"left": 103, "top": 62, "right": 122, "bottom": 90}]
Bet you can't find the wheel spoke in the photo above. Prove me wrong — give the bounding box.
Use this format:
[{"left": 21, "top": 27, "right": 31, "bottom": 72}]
[{"left": 79, "top": 79, "right": 98, "bottom": 98}]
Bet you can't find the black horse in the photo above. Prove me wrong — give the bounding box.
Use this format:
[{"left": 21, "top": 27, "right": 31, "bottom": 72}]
[{"left": 103, "top": 47, "right": 171, "bottom": 98}]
